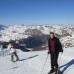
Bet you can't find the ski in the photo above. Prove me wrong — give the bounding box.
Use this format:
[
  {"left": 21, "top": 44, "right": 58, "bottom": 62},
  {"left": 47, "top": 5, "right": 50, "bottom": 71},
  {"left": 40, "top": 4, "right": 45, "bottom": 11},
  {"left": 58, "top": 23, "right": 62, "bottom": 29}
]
[
  {"left": 55, "top": 69, "right": 62, "bottom": 74},
  {"left": 48, "top": 70, "right": 55, "bottom": 74},
  {"left": 48, "top": 69, "right": 62, "bottom": 74},
  {"left": 48, "top": 71, "right": 62, "bottom": 74},
  {"left": 48, "top": 72, "right": 55, "bottom": 74}
]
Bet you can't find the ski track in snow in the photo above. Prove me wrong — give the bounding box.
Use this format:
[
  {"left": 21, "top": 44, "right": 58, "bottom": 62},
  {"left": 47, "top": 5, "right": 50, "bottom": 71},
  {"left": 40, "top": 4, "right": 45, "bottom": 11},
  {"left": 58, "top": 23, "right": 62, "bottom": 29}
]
[{"left": 0, "top": 47, "right": 74, "bottom": 74}]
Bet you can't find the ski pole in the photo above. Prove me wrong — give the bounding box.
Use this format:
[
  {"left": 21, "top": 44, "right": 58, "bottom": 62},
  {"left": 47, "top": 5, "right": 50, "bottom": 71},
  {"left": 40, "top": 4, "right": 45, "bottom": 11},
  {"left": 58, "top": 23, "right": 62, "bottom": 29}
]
[
  {"left": 57, "top": 52, "right": 63, "bottom": 74},
  {"left": 59, "top": 52, "right": 63, "bottom": 66},
  {"left": 41, "top": 54, "right": 49, "bottom": 74}
]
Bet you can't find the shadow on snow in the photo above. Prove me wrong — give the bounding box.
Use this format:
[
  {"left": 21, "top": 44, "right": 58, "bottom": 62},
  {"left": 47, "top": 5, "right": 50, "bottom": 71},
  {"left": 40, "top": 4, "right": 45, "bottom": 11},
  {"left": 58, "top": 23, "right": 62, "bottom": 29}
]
[{"left": 60, "top": 59, "right": 74, "bottom": 74}]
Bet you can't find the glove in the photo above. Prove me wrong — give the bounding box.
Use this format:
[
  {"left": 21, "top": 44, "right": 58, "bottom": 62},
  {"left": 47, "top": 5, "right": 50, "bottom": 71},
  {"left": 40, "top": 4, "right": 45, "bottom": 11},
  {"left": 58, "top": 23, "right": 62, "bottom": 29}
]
[
  {"left": 60, "top": 50, "right": 63, "bottom": 54},
  {"left": 61, "top": 49, "right": 63, "bottom": 53},
  {"left": 48, "top": 51, "right": 50, "bottom": 54}
]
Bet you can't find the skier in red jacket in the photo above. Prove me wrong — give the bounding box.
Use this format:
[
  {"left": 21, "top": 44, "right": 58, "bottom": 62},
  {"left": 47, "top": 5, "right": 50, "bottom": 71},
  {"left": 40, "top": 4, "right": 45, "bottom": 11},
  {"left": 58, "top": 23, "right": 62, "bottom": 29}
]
[{"left": 48, "top": 32, "right": 63, "bottom": 74}]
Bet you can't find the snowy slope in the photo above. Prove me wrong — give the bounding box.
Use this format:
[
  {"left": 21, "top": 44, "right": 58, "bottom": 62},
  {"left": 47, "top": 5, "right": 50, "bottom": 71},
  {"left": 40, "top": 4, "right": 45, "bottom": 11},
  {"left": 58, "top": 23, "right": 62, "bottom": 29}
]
[{"left": 0, "top": 47, "right": 74, "bottom": 74}]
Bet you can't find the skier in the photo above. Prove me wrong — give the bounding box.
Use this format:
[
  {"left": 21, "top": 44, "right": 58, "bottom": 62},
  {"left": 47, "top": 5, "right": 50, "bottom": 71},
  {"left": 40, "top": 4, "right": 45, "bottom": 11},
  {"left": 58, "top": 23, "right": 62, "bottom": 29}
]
[
  {"left": 48, "top": 32, "right": 63, "bottom": 74},
  {"left": 8, "top": 42, "right": 19, "bottom": 62}
]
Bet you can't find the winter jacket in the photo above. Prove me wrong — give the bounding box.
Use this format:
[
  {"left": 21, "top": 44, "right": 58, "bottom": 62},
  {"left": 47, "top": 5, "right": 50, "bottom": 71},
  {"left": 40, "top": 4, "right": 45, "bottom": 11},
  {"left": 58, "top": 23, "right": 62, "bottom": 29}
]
[
  {"left": 10, "top": 48, "right": 16, "bottom": 54},
  {"left": 48, "top": 37, "right": 63, "bottom": 53},
  {"left": 7, "top": 44, "right": 16, "bottom": 54}
]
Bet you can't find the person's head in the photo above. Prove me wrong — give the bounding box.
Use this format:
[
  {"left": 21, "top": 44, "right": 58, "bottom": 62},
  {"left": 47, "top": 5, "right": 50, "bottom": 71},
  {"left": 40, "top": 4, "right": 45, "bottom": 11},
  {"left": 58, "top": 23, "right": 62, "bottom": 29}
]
[
  {"left": 15, "top": 40, "right": 19, "bottom": 44},
  {"left": 9, "top": 41, "right": 12, "bottom": 45},
  {"left": 50, "top": 32, "right": 55, "bottom": 39},
  {"left": 9, "top": 40, "right": 14, "bottom": 47}
]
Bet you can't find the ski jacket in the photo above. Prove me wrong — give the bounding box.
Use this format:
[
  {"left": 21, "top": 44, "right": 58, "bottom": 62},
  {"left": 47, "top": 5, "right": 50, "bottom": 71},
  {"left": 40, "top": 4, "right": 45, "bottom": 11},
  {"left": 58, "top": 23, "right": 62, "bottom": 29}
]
[
  {"left": 7, "top": 44, "right": 16, "bottom": 54},
  {"left": 48, "top": 37, "right": 63, "bottom": 53}
]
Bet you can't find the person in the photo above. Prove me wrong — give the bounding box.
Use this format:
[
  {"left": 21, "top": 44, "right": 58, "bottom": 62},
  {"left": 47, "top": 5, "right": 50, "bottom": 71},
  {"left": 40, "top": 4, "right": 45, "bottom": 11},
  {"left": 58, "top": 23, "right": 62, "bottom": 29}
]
[
  {"left": 48, "top": 32, "right": 63, "bottom": 73},
  {"left": 8, "top": 42, "right": 19, "bottom": 62}
]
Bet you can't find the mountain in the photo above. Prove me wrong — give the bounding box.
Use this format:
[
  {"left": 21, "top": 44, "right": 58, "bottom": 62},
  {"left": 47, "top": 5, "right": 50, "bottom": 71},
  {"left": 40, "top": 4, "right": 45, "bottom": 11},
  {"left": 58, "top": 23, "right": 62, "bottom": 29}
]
[
  {"left": 0, "top": 24, "right": 74, "bottom": 48},
  {"left": 0, "top": 24, "right": 7, "bottom": 30},
  {"left": 0, "top": 25, "right": 74, "bottom": 74}
]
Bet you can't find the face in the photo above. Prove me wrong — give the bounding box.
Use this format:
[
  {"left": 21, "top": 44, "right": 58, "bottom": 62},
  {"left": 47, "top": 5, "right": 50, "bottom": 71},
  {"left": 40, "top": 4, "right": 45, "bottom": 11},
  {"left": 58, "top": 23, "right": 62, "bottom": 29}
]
[{"left": 50, "top": 33, "right": 54, "bottom": 39}]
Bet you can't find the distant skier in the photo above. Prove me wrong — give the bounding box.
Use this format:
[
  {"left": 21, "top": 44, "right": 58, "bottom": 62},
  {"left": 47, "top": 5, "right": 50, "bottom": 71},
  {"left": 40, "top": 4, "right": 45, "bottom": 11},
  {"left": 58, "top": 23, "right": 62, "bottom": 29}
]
[
  {"left": 48, "top": 32, "right": 63, "bottom": 74},
  {"left": 8, "top": 42, "right": 19, "bottom": 62}
]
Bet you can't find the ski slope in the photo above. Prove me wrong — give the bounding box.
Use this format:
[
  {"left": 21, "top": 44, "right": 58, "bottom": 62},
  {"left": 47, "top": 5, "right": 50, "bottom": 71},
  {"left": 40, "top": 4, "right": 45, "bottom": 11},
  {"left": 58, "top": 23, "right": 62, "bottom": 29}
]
[{"left": 0, "top": 47, "right": 74, "bottom": 74}]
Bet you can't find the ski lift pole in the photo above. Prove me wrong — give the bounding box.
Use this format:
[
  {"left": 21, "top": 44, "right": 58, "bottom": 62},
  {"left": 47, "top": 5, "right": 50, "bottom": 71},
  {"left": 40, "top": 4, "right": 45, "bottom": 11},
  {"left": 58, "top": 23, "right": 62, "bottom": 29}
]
[{"left": 41, "top": 54, "right": 49, "bottom": 74}]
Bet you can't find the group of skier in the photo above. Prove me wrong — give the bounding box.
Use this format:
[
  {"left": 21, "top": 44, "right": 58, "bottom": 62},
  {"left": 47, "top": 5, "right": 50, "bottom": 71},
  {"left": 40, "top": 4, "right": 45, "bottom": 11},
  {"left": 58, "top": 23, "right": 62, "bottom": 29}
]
[{"left": 7, "top": 32, "right": 63, "bottom": 74}]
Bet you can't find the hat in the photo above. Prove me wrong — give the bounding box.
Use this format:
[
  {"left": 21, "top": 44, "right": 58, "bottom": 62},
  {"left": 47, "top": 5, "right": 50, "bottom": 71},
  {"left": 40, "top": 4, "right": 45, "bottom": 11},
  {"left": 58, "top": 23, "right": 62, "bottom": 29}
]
[{"left": 50, "top": 32, "right": 54, "bottom": 34}]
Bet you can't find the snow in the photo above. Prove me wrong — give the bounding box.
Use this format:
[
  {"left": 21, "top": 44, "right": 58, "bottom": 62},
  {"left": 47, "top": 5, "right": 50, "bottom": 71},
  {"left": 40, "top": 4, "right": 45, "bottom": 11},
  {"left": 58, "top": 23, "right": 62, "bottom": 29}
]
[
  {"left": 0, "top": 25, "right": 74, "bottom": 48},
  {"left": 0, "top": 47, "right": 74, "bottom": 74}
]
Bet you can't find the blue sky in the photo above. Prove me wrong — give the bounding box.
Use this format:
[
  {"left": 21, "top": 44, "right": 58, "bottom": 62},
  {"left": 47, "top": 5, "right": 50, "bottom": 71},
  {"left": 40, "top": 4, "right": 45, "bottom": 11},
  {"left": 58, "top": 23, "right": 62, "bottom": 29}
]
[{"left": 0, "top": 0, "right": 74, "bottom": 25}]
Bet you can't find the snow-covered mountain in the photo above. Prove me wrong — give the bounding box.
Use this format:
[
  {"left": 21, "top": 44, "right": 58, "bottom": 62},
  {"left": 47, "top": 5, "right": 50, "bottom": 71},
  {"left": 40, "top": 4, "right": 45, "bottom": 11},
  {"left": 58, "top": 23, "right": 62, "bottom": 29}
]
[
  {"left": 0, "top": 25, "right": 74, "bottom": 74},
  {"left": 0, "top": 24, "right": 74, "bottom": 48},
  {"left": 0, "top": 24, "right": 7, "bottom": 30}
]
